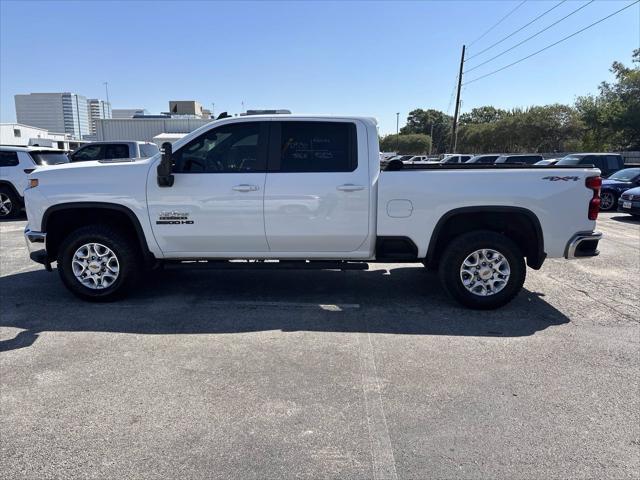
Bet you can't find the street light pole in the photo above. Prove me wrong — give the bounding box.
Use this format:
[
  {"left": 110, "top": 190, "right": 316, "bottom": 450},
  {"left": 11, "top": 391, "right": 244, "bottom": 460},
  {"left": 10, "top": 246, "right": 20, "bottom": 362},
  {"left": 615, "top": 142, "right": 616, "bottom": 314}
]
[
  {"left": 396, "top": 112, "right": 400, "bottom": 152},
  {"left": 103, "top": 82, "right": 110, "bottom": 119}
]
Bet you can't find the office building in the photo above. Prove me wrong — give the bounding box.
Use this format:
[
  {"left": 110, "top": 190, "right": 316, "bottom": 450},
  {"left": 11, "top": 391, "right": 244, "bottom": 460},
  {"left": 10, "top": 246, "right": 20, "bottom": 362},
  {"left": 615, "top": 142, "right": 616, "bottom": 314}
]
[
  {"left": 112, "top": 108, "right": 149, "bottom": 119},
  {"left": 14, "top": 92, "right": 90, "bottom": 139},
  {"left": 87, "top": 99, "right": 112, "bottom": 135}
]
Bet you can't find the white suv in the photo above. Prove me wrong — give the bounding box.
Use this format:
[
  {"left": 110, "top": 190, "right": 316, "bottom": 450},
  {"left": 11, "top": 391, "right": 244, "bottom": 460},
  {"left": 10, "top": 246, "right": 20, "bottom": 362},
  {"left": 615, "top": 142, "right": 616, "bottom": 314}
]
[{"left": 0, "top": 146, "right": 69, "bottom": 218}]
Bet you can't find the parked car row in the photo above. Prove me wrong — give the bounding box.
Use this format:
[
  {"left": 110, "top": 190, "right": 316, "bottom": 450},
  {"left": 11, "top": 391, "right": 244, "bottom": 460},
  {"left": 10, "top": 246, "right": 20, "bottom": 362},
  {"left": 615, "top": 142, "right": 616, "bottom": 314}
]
[
  {"left": 618, "top": 186, "right": 640, "bottom": 217},
  {"left": 0, "top": 141, "right": 159, "bottom": 218}
]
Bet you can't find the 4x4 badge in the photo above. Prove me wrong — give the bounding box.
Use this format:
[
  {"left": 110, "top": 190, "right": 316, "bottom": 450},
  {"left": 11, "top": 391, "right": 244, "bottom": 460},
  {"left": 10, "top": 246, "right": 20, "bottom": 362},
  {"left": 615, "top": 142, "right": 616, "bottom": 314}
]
[{"left": 542, "top": 176, "right": 580, "bottom": 182}]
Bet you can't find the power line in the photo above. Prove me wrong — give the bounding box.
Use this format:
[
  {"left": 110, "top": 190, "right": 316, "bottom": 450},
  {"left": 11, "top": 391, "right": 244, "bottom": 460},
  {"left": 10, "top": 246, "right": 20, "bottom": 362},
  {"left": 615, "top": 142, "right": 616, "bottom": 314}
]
[
  {"left": 463, "top": 0, "right": 640, "bottom": 86},
  {"left": 465, "top": 0, "right": 595, "bottom": 74},
  {"left": 446, "top": 72, "right": 459, "bottom": 115},
  {"left": 468, "top": 0, "right": 528, "bottom": 47},
  {"left": 466, "top": 0, "right": 567, "bottom": 61}
]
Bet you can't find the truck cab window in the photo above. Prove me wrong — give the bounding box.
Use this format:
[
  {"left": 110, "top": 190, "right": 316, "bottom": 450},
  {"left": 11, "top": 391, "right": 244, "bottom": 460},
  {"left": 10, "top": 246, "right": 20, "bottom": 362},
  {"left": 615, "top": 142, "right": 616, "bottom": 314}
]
[
  {"left": 72, "top": 145, "right": 104, "bottom": 162},
  {"left": 276, "top": 122, "right": 356, "bottom": 172},
  {"left": 104, "top": 144, "right": 129, "bottom": 159},
  {"left": 173, "top": 122, "right": 265, "bottom": 173}
]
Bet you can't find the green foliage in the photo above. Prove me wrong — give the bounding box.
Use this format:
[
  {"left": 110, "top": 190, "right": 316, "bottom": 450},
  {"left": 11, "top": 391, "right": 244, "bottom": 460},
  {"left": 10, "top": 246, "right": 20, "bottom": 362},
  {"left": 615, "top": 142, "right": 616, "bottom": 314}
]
[
  {"left": 380, "top": 134, "right": 432, "bottom": 154},
  {"left": 400, "top": 109, "right": 452, "bottom": 153},
  {"left": 400, "top": 51, "right": 639, "bottom": 154},
  {"left": 576, "top": 49, "right": 640, "bottom": 150},
  {"left": 460, "top": 106, "right": 507, "bottom": 125},
  {"left": 457, "top": 104, "right": 585, "bottom": 153}
]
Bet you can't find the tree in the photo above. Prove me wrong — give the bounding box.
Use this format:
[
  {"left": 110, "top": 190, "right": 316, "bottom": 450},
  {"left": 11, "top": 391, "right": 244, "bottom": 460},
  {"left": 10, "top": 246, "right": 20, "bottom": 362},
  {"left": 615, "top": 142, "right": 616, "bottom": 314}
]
[
  {"left": 400, "top": 109, "right": 452, "bottom": 153},
  {"left": 577, "top": 49, "right": 640, "bottom": 150},
  {"left": 459, "top": 106, "right": 507, "bottom": 125},
  {"left": 380, "top": 134, "right": 432, "bottom": 154}
]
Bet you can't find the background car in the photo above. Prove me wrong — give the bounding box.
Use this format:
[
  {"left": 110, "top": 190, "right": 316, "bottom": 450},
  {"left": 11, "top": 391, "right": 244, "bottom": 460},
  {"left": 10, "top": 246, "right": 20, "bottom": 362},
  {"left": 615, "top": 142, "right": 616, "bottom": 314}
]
[
  {"left": 0, "top": 145, "right": 69, "bottom": 218},
  {"left": 600, "top": 168, "right": 640, "bottom": 211},
  {"left": 494, "top": 154, "right": 543, "bottom": 165},
  {"left": 555, "top": 153, "right": 625, "bottom": 177},
  {"left": 441, "top": 154, "right": 473, "bottom": 164},
  {"left": 69, "top": 141, "right": 159, "bottom": 162},
  {"left": 535, "top": 158, "right": 560, "bottom": 166},
  {"left": 618, "top": 186, "right": 640, "bottom": 217},
  {"left": 466, "top": 154, "right": 501, "bottom": 164}
]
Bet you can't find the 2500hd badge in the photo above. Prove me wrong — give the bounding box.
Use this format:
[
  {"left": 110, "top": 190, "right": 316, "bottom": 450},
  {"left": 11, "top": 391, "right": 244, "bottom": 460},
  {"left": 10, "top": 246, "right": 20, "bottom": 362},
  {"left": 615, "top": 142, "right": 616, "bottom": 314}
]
[{"left": 156, "top": 211, "right": 193, "bottom": 225}]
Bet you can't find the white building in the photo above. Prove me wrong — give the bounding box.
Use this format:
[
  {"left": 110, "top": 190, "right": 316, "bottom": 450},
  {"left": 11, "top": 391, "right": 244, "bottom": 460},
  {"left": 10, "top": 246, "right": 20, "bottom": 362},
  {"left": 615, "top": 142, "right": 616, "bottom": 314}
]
[
  {"left": 94, "top": 118, "right": 212, "bottom": 142},
  {"left": 14, "top": 92, "right": 91, "bottom": 139},
  {"left": 87, "top": 99, "right": 112, "bottom": 135},
  {"left": 112, "top": 108, "right": 149, "bottom": 119},
  {"left": 0, "top": 123, "right": 85, "bottom": 150}
]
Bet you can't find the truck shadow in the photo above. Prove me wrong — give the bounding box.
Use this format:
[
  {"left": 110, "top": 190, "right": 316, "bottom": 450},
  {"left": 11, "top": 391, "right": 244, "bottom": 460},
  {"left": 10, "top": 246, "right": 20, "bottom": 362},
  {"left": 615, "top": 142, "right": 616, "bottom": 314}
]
[
  {"left": 609, "top": 214, "right": 639, "bottom": 224},
  {"left": 0, "top": 266, "right": 569, "bottom": 352}
]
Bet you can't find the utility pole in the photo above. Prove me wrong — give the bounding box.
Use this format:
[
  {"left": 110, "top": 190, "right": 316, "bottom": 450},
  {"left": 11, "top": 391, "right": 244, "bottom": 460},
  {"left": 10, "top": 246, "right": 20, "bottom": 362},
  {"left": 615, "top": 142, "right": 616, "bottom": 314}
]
[
  {"left": 429, "top": 123, "right": 434, "bottom": 156},
  {"left": 450, "top": 45, "right": 465, "bottom": 153},
  {"left": 396, "top": 112, "right": 400, "bottom": 152},
  {"left": 211, "top": 102, "right": 215, "bottom": 117}
]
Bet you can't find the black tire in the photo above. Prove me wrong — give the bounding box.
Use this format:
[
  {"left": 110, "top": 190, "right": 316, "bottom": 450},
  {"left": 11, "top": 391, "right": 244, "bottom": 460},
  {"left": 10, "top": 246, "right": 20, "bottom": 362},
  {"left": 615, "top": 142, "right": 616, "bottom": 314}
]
[
  {"left": 57, "top": 225, "right": 140, "bottom": 301},
  {"left": 438, "top": 230, "right": 526, "bottom": 310},
  {"left": 0, "top": 186, "right": 20, "bottom": 219},
  {"left": 599, "top": 191, "right": 617, "bottom": 211}
]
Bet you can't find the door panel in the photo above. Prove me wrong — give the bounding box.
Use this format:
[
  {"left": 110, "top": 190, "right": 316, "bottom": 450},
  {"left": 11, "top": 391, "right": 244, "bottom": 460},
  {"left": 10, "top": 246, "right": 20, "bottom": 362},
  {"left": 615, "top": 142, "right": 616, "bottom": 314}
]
[
  {"left": 147, "top": 121, "right": 269, "bottom": 254},
  {"left": 263, "top": 120, "right": 370, "bottom": 253},
  {"left": 147, "top": 172, "right": 267, "bottom": 253}
]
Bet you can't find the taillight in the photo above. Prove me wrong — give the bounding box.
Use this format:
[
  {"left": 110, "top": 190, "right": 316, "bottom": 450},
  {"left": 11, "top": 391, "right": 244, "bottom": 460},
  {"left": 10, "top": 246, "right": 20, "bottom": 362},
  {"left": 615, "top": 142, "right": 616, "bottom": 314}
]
[{"left": 586, "top": 176, "right": 601, "bottom": 220}]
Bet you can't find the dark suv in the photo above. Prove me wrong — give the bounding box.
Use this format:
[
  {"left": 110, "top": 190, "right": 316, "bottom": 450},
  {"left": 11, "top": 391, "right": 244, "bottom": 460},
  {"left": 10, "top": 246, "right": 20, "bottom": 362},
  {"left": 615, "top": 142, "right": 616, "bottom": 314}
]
[{"left": 555, "top": 153, "right": 624, "bottom": 178}]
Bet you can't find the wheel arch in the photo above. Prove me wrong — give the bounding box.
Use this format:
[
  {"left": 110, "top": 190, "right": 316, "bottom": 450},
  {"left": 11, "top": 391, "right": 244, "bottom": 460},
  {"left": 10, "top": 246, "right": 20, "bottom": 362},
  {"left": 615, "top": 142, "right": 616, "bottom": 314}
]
[
  {"left": 42, "top": 202, "right": 155, "bottom": 265},
  {"left": 0, "top": 180, "right": 22, "bottom": 200},
  {"left": 426, "top": 206, "right": 545, "bottom": 270}
]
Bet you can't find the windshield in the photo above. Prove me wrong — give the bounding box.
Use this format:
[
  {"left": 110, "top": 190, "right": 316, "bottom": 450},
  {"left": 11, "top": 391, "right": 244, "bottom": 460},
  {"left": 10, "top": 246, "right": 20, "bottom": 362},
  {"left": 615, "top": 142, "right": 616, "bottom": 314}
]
[
  {"left": 609, "top": 168, "right": 640, "bottom": 182},
  {"left": 556, "top": 156, "right": 582, "bottom": 165},
  {"left": 30, "top": 152, "right": 70, "bottom": 165}
]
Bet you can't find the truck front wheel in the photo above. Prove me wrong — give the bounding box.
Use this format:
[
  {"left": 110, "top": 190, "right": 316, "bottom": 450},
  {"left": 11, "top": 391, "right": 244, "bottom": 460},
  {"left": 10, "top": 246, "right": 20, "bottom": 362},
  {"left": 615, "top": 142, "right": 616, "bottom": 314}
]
[
  {"left": 57, "top": 225, "right": 140, "bottom": 301},
  {"left": 438, "top": 230, "right": 525, "bottom": 309}
]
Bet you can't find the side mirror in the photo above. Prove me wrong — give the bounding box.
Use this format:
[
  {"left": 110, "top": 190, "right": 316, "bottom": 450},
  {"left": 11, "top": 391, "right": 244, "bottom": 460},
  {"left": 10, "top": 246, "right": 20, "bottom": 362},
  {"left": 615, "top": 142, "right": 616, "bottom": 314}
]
[{"left": 157, "top": 142, "right": 174, "bottom": 187}]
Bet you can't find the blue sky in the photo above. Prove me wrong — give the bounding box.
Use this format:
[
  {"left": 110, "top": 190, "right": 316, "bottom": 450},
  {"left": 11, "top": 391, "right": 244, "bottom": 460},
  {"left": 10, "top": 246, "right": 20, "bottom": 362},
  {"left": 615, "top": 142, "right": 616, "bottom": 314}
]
[{"left": 1, "top": 0, "right": 638, "bottom": 134}]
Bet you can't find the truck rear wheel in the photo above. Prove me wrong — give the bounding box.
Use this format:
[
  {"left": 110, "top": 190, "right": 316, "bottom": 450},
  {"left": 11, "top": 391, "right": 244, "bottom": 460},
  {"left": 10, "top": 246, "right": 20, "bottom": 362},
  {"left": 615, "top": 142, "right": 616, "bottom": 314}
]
[
  {"left": 438, "top": 230, "right": 525, "bottom": 309},
  {"left": 57, "top": 225, "right": 140, "bottom": 301}
]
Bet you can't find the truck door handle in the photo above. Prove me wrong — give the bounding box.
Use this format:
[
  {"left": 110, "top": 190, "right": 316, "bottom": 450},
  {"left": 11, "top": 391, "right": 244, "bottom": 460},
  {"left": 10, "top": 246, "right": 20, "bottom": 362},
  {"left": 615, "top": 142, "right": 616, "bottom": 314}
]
[
  {"left": 336, "top": 184, "right": 365, "bottom": 192},
  {"left": 232, "top": 184, "right": 259, "bottom": 192}
]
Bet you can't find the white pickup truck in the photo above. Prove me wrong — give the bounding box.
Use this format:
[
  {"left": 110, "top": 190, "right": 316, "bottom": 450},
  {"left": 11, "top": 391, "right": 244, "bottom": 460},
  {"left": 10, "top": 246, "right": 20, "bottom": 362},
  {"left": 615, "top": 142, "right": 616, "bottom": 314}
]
[{"left": 23, "top": 115, "right": 603, "bottom": 309}]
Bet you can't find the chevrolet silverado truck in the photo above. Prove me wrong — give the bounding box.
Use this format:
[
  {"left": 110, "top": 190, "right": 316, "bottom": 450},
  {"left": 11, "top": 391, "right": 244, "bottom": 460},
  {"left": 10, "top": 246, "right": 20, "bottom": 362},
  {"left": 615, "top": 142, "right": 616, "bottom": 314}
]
[{"left": 23, "top": 115, "right": 603, "bottom": 309}]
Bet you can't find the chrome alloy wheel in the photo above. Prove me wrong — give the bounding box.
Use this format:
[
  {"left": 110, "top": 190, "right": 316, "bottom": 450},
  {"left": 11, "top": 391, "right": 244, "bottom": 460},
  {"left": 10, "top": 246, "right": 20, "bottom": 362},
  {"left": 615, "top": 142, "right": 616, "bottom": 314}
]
[
  {"left": 460, "top": 248, "right": 511, "bottom": 297},
  {"left": 72, "top": 243, "right": 120, "bottom": 289},
  {"left": 0, "top": 193, "right": 12, "bottom": 217},
  {"left": 600, "top": 192, "right": 615, "bottom": 210}
]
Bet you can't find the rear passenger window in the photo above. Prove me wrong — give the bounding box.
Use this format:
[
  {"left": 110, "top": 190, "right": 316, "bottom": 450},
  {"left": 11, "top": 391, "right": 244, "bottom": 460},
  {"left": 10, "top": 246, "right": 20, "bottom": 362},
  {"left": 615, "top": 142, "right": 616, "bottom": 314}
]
[
  {"left": 104, "top": 144, "right": 130, "bottom": 159},
  {"left": 588, "top": 156, "right": 605, "bottom": 169},
  {"left": 606, "top": 155, "right": 621, "bottom": 170},
  {"left": 275, "top": 122, "right": 357, "bottom": 172},
  {"left": 0, "top": 151, "right": 19, "bottom": 167}
]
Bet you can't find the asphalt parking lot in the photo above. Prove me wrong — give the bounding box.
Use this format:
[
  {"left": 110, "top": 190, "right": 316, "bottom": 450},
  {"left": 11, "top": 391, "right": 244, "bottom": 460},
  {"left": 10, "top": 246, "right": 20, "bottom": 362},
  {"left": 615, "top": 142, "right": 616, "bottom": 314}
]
[{"left": 1, "top": 213, "right": 638, "bottom": 479}]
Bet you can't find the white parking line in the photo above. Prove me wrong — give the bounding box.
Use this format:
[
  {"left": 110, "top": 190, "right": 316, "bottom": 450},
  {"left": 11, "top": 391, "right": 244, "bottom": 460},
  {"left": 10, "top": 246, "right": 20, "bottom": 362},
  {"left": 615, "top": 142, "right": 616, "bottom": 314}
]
[
  {"left": 199, "top": 300, "right": 360, "bottom": 311},
  {"left": 357, "top": 330, "right": 398, "bottom": 480}
]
